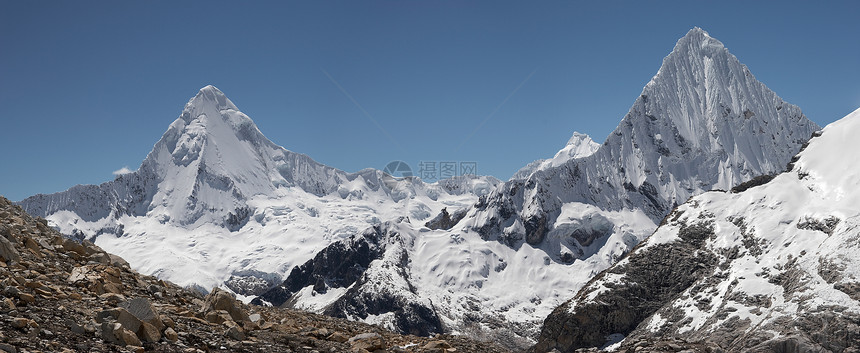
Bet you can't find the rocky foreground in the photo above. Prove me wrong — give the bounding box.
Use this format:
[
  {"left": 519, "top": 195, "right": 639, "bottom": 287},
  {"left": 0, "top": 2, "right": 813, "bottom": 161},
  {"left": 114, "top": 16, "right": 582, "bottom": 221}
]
[{"left": 0, "top": 196, "right": 509, "bottom": 353}]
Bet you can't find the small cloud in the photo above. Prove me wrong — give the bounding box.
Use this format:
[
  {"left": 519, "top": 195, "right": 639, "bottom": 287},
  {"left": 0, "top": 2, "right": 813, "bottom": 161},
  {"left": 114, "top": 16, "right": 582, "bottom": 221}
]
[{"left": 112, "top": 166, "right": 134, "bottom": 176}]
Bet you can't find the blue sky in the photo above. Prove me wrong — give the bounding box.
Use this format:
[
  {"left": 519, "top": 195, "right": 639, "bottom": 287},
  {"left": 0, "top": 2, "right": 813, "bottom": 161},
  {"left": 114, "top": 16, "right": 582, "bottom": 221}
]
[{"left": 1, "top": 1, "right": 858, "bottom": 201}]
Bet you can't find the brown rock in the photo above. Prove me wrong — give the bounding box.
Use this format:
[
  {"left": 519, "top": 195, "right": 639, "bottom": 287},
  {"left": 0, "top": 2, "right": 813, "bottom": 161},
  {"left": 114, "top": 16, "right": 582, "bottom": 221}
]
[
  {"left": 205, "top": 310, "right": 232, "bottom": 324},
  {"left": 161, "top": 314, "right": 176, "bottom": 329},
  {"left": 423, "top": 340, "right": 452, "bottom": 349},
  {"left": 310, "top": 327, "right": 330, "bottom": 338},
  {"left": 88, "top": 280, "right": 105, "bottom": 295},
  {"left": 61, "top": 239, "right": 88, "bottom": 256},
  {"left": 137, "top": 321, "right": 161, "bottom": 343},
  {"left": 349, "top": 332, "right": 385, "bottom": 351},
  {"left": 23, "top": 237, "right": 39, "bottom": 253},
  {"left": 109, "top": 254, "right": 130, "bottom": 269},
  {"left": 89, "top": 252, "right": 111, "bottom": 265},
  {"left": 81, "top": 239, "right": 103, "bottom": 255},
  {"left": 11, "top": 318, "right": 32, "bottom": 329},
  {"left": 24, "top": 280, "right": 44, "bottom": 289},
  {"left": 225, "top": 321, "right": 246, "bottom": 341},
  {"left": 164, "top": 327, "right": 179, "bottom": 342},
  {"left": 99, "top": 292, "right": 127, "bottom": 306},
  {"left": 17, "top": 292, "right": 35, "bottom": 304},
  {"left": 202, "top": 287, "right": 250, "bottom": 323},
  {"left": 0, "top": 235, "right": 20, "bottom": 264},
  {"left": 103, "top": 282, "right": 123, "bottom": 294},
  {"left": 120, "top": 298, "right": 165, "bottom": 332},
  {"left": 328, "top": 331, "right": 350, "bottom": 343},
  {"left": 103, "top": 266, "right": 122, "bottom": 282},
  {"left": 115, "top": 326, "right": 142, "bottom": 347}
]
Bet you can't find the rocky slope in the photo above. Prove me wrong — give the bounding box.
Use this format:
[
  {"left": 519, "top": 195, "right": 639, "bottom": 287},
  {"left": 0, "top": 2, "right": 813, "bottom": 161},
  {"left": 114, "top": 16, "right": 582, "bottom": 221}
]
[
  {"left": 0, "top": 195, "right": 509, "bottom": 353},
  {"left": 534, "top": 108, "right": 860, "bottom": 352},
  {"left": 255, "top": 28, "right": 821, "bottom": 348}
]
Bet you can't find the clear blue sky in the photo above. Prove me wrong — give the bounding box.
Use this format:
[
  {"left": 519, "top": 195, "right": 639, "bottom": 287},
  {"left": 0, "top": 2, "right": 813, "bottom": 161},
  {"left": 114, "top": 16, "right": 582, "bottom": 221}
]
[{"left": 1, "top": 1, "right": 858, "bottom": 201}]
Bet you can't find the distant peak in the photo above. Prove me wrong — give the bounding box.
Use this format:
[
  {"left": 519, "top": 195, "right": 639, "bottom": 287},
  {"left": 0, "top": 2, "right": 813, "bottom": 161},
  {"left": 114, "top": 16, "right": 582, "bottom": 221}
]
[{"left": 566, "top": 132, "right": 594, "bottom": 146}]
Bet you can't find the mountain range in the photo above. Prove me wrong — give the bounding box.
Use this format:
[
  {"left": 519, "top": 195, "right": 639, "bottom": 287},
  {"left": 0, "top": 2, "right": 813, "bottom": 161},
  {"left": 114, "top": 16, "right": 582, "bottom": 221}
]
[{"left": 17, "top": 28, "right": 830, "bottom": 350}]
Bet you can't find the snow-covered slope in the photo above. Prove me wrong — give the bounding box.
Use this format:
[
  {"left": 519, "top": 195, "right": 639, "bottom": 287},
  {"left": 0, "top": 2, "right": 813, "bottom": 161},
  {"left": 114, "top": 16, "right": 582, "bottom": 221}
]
[
  {"left": 535, "top": 107, "right": 860, "bottom": 353},
  {"left": 18, "top": 85, "right": 500, "bottom": 295},
  {"left": 512, "top": 132, "right": 600, "bottom": 180},
  {"left": 255, "top": 28, "right": 821, "bottom": 348}
]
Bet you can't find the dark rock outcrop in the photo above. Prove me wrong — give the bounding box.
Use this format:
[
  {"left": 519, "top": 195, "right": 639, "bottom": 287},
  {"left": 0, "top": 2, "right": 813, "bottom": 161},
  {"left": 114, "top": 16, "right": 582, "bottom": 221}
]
[
  {"left": 425, "top": 207, "right": 467, "bottom": 230},
  {"left": 534, "top": 213, "right": 719, "bottom": 352},
  {"left": 252, "top": 224, "right": 389, "bottom": 307}
]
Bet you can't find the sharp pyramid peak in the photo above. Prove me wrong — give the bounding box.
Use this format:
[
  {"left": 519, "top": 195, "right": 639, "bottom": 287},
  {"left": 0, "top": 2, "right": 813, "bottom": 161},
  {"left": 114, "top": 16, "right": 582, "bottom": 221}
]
[
  {"left": 182, "top": 85, "right": 239, "bottom": 118},
  {"left": 644, "top": 27, "right": 744, "bottom": 92},
  {"left": 674, "top": 27, "right": 723, "bottom": 49},
  {"left": 175, "top": 85, "right": 258, "bottom": 133}
]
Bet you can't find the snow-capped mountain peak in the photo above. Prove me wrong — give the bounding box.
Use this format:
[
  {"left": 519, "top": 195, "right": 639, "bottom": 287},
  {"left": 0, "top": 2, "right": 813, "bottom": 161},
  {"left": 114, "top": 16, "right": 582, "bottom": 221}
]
[
  {"left": 554, "top": 132, "right": 599, "bottom": 165},
  {"left": 511, "top": 131, "right": 599, "bottom": 180},
  {"left": 141, "top": 85, "right": 298, "bottom": 227}
]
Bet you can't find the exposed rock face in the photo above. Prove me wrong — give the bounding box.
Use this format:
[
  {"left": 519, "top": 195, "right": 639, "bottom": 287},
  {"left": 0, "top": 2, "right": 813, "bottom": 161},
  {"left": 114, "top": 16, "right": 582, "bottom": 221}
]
[
  {"left": 534, "top": 108, "right": 860, "bottom": 353},
  {"left": 534, "top": 212, "right": 720, "bottom": 352},
  {"left": 253, "top": 224, "right": 389, "bottom": 307},
  {"left": 223, "top": 270, "right": 281, "bottom": 296},
  {"left": 255, "top": 221, "right": 445, "bottom": 337},
  {"left": 425, "top": 207, "right": 468, "bottom": 230}
]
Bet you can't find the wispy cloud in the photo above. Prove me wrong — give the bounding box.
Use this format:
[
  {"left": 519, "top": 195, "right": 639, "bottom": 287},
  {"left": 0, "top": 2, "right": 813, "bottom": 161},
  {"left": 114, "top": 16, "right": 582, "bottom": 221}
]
[{"left": 112, "top": 166, "right": 133, "bottom": 176}]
